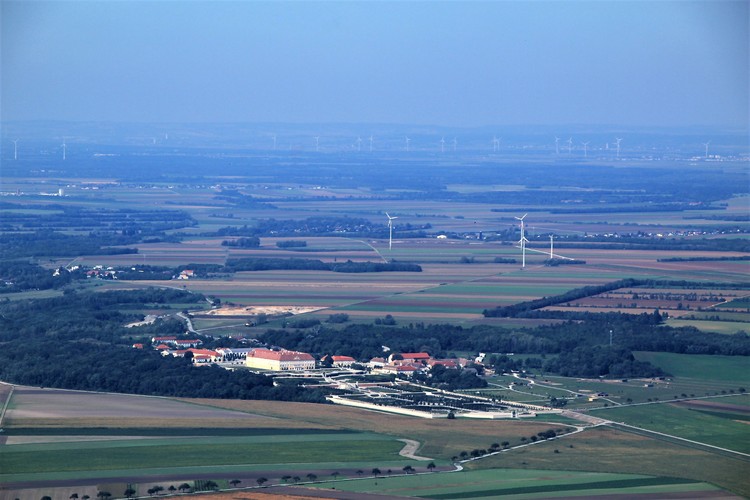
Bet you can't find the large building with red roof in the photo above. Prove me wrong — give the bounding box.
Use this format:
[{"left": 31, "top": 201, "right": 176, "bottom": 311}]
[{"left": 245, "top": 348, "right": 315, "bottom": 371}]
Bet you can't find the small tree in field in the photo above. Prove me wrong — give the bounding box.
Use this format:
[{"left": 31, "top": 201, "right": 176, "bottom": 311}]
[
  {"left": 427, "top": 462, "right": 436, "bottom": 472},
  {"left": 256, "top": 477, "right": 267, "bottom": 487},
  {"left": 229, "top": 480, "right": 241, "bottom": 488}
]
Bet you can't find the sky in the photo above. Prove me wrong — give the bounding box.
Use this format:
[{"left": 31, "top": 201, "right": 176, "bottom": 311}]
[{"left": 1, "top": 0, "right": 748, "bottom": 129}]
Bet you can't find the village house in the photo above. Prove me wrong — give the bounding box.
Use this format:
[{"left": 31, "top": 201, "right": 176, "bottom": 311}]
[{"left": 245, "top": 348, "right": 315, "bottom": 371}]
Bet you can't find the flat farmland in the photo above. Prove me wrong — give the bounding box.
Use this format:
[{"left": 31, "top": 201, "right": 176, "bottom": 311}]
[
  {"left": 309, "top": 468, "right": 724, "bottom": 499},
  {"left": 468, "top": 425, "right": 750, "bottom": 498}
]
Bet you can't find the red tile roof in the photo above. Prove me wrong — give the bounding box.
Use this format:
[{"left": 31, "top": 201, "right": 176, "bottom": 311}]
[{"left": 250, "top": 349, "right": 314, "bottom": 362}]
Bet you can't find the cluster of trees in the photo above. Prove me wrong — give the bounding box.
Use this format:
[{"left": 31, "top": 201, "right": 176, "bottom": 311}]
[
  {"left": 276, "top": 240, "right": 307, "bottom": 248},
  {"left": 484, "top": 279, "right": 645, "bottom": 318},
  {"left": 224, "top": 258, "right": 422, "bottom": 273},
  {"left": 658, "top": 256, "right": 750, "bottom": 262},
  {"left": 544, "top": 258, "right": 586, "bottom": 266},
  {"left": 0, "top": 262, "right": 83, "bottom": 293},
  {"left": 210, "top": 216, "right": 431, "bottom": 239},
  {"left": 0, "top": 203, "right": 196, "bottom": 233},
  {"left": 0, "top": 231, "right": 140, "bottom": 259},
  {"left": 221, "top": 237, "right": 261, "bottom": 248},
  {"left": 0, "top": 288, "right": 325, "bottom": 402}
]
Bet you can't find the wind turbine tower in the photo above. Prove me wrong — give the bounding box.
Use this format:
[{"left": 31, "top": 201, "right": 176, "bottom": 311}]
[
  {"left": 386, "top": 212, "right": 398, "bottom": 250},
  {"left": 703, "top": 141, "right": 710, "bottom": 159},
  {"left": 62, "top": 140, "right": 67, "bottom": 161},
  {"left": 357, "top": 136, "right": 362, "bottom": 152},
  {"left": 549, "top": 235, "right": 554, "bottom": 258},
  {"left": 582, "top": 141, "right": 590, "bottom": 158},
  {"left": 615, "top": 138, "right": 622, "bottom": 158},
  {"left": 12, "top": 140, "right": 18, "bottom": 160},
  {"left": 440, "top": 137, "right": 445, "bottom": 153},
  {"left": 515, "top": 213, "right": 529, "bottom": 268},
  {"left": 405, "top": 137, "right": 411, "bottom": 152},
  {"left": 452, "top": 137, "right": 457, "bottom": 152},
  {"left": 272, "top": 135, "right": 277, "bottom": 151},
  {"left": 554, "top": 137, "right": 560, "bottom": 155},
  {"left": 314, "top": 136, "right": 320, "bottom": 152},
  {"left": 493, "top": 136, "right": 500, "bottom": 152},
  {"left": 567, "top": 137, "right": 573, "bottom": 154},
  {"left": 369, "top": 135, "right": 374, "bottom": 152}
]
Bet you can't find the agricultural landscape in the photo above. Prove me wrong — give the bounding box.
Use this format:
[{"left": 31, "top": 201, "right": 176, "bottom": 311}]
[{"left": 0, "top": 123, "right": 748, "bottom": 500}]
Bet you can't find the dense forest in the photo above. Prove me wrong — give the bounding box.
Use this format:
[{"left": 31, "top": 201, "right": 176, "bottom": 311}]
[
  {"left": 262, "top": 312, "right": 749, "bottom": 378},
  {"left": 0, "top": 288, "right": 325, "bottom": 402}
]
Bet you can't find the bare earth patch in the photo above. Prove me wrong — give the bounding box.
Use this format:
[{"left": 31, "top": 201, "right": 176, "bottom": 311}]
[{"left": 199, "top": 305, "right": 325, "bottom": 316}]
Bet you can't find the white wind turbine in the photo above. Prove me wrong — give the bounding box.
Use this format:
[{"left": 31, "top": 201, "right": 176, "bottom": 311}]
[
  {"left": 703, "top": 141, "right": 710, "bottom": 159},
  {"left": 554, "top": 137, "right": 560, "bottom": 155},
  {"left": 515, "top": 213, "right": 529, "bottom": 268},
  {"left": 62, "top": 139, "right": 67, "bottom": 160},
  {"left": 405, "top": 137, "right": 411, "bottom": 152},
  {"left": 369, "top": 135, "right": 374, "bottom": 152},
  {"left": 272, "top": 135, "right": 277, "bottom": 150},
  {"left": 492, "top": 136, "right": 499, "bottom": 152},
  {"left": 440, "top": 136, "right": 445, "bottom": 153},
  {"left": 356, "top": 136, "right": 362, "bottom": 152},
  {"left": 615, "top": 138, "right": 622, "bottom": 158},
  {"left": 582, "top": 141, "right": 590, "bottom": 158},
  {"left": 549, "top": 234, "right": 554, "bottom": 258},
  {"left": 12, "top": 139, "right": 18, "bottom": 160},
  {"left": 567, "top": 137, "right": 573, "bottom": 154},
  {"left": 314, "top": 136, "right": 320, "bottom": 152},
  {"left": 452, "top": 137, "right": 457, "bottom": 152},
  {"left": 386, "top": 212, "right": 398, "bottom": 250}
]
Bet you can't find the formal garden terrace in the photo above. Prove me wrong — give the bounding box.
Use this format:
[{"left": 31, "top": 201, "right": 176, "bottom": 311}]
[{"left": 327, "top": 381, "right": 557, "bottom": 419}]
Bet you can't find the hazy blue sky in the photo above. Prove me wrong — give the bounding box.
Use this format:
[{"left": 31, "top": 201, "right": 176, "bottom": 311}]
[{"left": 2, "top": 1, "right": 747, "bottom": 128}]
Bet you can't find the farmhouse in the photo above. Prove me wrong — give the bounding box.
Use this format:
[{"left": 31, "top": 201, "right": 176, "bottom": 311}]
[{"left": 246, "top": 348, "right": 315, "bottom": 371}]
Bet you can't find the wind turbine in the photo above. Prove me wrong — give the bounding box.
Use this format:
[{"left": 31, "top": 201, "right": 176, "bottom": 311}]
[
  {"left": 356, "top": 136, "right": 362, "bottom": 152},
  {"left": 549, "top": 234, "right": 554, "bottom": 258},
  {"left": 272, "top": 135, "right": 277, "bottom": 151},
  {"left": 369, "top": 135, "right": 374, "bottom": 152},
  {"left": 554, "top": 137, "right": 560, "bottom": 155},
  {"left": 452, "top": 137, "right": 457, "bottom": 152},
  {"left": 582, "top": 141, "right": 590, "bottom": 158},
  {"left": 405, "top": 137, "right": 411, "bottom": 152},
  {"left": 314, "top": 136, "right": 320, "bottom": 152},
  {"left": 12, "top": 139, "right": 18, "bottom": 160},
  {"left": 703, "top": 141, "right": 710, "bottom": 159},
  {"left": 567, "top": 137, "right": 573, "bottom": 154},
  {"left": 62, "top": 139, "right": 67, "bottom": 161},
  {"left": 386, "top": 212, "right": 398, "bottom": 250},
  {"left": 440, "top": 136, "right": 445, "bottom": 153},
  {"left": 615, "top": 138, "right": 622, "bottom": 158},
  {"left": 515, "top": 213, "right": 529, "bottom": 268},
  {"left": 492, "top": 136, "right": 499, "bottom": 152}
]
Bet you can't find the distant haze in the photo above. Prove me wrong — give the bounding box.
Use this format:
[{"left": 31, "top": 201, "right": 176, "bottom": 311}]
[{"left": 1, "top": 1, "right": 748, "bottom": 129}]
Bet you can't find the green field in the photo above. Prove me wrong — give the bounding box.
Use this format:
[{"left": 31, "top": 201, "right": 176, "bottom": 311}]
[
  {"left": 309, "top": 468, "right": 714, "bottom": 499},
  {"left": 666, "top": 318, "right": 750, "bottom": 334},
  {"left": 593, "top": 402, "right": 749, "bottom": 453},
  {"left": 634, "top": 352, "right": 750, "bottom": 383},
  {"left": 0, "top": 431, "right": 406, "bottom": 479}
]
